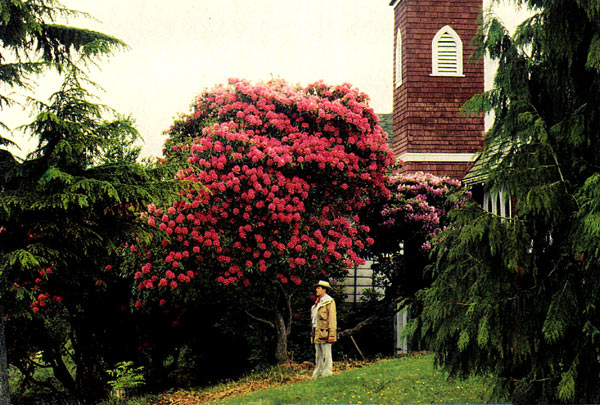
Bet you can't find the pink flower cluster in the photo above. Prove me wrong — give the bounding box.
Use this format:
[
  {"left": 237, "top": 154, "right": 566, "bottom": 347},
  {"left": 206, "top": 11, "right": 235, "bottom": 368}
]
[
  {"left": 382, "top": 172, "right": 469, "bottom": 250},
  {"left": 135, "top": 78, "right": 394, "bottom": 294}
]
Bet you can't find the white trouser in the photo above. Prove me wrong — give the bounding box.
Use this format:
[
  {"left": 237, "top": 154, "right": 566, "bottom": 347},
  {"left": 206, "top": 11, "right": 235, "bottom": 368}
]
[{"left": 312, "top": 343, "right": 333, "bottom": 379}]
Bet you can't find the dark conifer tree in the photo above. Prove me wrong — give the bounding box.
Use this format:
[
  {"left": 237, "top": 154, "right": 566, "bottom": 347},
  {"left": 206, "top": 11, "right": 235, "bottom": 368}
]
[
  {"left": 0, "top": 1, "right": 172, "bottom": 401},
  {"left": 417, "top": 1, "right": 600, "bottom": 403},
  {"left": 0, "top": 0, "right": 125, "bottom": 142}
]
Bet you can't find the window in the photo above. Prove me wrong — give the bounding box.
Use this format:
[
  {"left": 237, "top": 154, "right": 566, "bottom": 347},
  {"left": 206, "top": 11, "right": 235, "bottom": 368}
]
[
  {"left": 431, "top": 25, "right": 464, "bottom": 77},
  {"left": 483, "top": 188, "right": 511, "bottom": 218},
  {"left": 395, "top": 28, "right": 402, "bottom": 87}
]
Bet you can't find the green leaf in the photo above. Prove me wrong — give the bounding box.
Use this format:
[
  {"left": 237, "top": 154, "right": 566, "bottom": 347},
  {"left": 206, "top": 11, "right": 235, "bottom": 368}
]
[
  {"left": 586, "top": 33, "right": 600, "bottom": 71},
  {"left": 542, "top": 283, "right": 577, "bottom": 344},
  {"left": 557, "top": 364, "right": 576, "bottom": 401},
  {"left": 477, "top": 317, "right": 490, "bottom": 347},
  {"left": 4, "top": 249, "right": 41, "bottom": 271},
  {"left": 457, "top": 330, "right": 470, "bottom": 352},
  {"left": 39, "top": 166, "right": 74, "bottom": 186}
]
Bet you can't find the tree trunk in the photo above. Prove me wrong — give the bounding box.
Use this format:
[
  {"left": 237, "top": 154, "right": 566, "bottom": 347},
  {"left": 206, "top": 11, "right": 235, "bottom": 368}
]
[
  {"left": 273, "top": 284, "right": 294, "bottom": 364},
  {"left": 246, "top": 284, "right": 294, "bottom": 364},
  {"left": 69, "top": 314, "right": 108, "bottom": 402},
  {"left": 0, "top": 305, "right": 10, "bottom": 405},
  {"left": 45, "top": 347, "right": 77, "bottom": 396},
  {"left": 73, "top": 344, "right": 107, "bottom": 401},
  {"left": 274, "top": 310, "right": 290, "bottom": 363}
]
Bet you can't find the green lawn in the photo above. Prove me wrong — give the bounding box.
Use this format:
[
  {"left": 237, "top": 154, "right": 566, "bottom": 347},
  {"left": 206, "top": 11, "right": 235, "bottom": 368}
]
[{"left": 217, "top": 354, "right": 501, "bottom": 404}]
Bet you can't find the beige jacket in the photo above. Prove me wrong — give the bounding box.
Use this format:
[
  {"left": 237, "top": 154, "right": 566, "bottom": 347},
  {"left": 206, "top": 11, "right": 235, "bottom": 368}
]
[{"left": 311, "top": 294, "right": 337, "bottom": 344}]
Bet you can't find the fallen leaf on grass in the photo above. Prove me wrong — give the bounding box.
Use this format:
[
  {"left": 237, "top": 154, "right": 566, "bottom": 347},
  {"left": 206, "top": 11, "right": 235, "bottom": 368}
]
[{"left": 152, "top": 362, "right": 316, "bottom": 404}]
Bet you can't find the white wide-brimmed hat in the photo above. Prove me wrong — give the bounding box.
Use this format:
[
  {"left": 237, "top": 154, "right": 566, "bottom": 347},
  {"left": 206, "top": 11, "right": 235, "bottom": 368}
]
[{"left": 314, "top": 280, "right": 332, "bottom": 290}]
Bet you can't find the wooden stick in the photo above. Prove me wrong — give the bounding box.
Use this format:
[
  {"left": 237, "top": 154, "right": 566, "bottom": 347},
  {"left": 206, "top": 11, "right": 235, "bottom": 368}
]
[{"left": 350, "top": 335, "right": 366, "bottom": 361}]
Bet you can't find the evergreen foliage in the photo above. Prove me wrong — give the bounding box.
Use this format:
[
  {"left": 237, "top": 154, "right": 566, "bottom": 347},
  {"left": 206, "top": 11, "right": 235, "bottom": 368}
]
[
  {"left": 0, "top": 69, "right": 173, "bottom": 402},
  {"left": 418, "top": 1, "right": 600, "bottom": 402},
  {"left": 0, "top": 1, "right": 172, "bottom": 401},
  {"left": 0, "top": 0, "right": 125, "bottom": 141}
]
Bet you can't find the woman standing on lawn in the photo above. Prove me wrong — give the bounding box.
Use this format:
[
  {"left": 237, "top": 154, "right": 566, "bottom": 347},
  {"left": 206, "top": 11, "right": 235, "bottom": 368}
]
[{"left": 310, "top": 280, "right": 337, "bottom": 379}]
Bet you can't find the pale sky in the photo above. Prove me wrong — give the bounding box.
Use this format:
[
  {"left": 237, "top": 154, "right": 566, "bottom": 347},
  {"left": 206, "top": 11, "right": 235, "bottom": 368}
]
[{"left": 3, "top": 0, "right": 528, "bottom": 158}]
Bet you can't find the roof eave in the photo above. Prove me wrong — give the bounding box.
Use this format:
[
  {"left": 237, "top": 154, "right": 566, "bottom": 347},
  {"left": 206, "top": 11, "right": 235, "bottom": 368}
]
[{"left": 389, "top": 0, "right": 401, "bottom": 7}]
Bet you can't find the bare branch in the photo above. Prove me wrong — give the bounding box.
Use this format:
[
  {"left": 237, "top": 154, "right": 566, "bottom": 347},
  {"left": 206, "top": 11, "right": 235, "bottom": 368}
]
[
  {"left": 248, "top": 300, "right": 276, "bottom": 314},
  {"left": 14, "top": 363, "right": 60, "bottom": 395},
  {"left": 338, "top": 314, "right": 379, "bottom": 338},
  {"left": 245, "top": 310, "right": 275, "bottom": 329}
]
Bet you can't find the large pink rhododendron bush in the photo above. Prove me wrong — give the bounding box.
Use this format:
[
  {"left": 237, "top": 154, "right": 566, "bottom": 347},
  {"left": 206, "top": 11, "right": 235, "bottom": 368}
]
[{"left": 129, "top": 79, "right": 394, "bottom": 360}]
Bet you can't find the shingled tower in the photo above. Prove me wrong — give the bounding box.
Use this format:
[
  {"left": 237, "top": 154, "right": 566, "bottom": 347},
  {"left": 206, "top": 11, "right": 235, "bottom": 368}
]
[{"left": 390, "top": 0, "right": 484, "bottom": 179}]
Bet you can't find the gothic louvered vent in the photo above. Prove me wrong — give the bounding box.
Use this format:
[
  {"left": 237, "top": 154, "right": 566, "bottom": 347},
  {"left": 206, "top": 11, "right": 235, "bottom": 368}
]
[
  {"left": 437, "top": 32, "right": 458, "bottom": 73},
  {"left": 431, "top": 25, "right": 463, "bottom": 77}
]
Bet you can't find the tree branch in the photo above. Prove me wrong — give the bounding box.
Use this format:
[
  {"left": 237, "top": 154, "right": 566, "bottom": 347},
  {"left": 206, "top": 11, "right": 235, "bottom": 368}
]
[
  {"left": 245, "top": 310, "right": 275, "bottom": 329},
  {"left": 15, "top": 363, "right": 60, "bottom": 395},
  {"left": 248, "top": 300, "right": 276, "bottom": 314},
  {"left": 338, "top": 314, "right": 379, "bottom": 338}
]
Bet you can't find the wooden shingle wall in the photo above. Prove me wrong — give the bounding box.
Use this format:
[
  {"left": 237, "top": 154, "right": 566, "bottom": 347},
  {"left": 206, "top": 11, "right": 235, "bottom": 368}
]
[{"left": 392, "top": 0, "right": 485, "bottom": 178}]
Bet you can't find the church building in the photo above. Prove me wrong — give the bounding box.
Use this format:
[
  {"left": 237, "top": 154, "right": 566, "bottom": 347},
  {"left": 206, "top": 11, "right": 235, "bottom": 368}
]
[
  {"left": 390, "top": 0, "right": 486, "bottom": 353},
  {"left": 344, "top": 0, "right": 487, "bottom": 307},
  {"left": 390, "top": 0, "right": 485, "bottom": 179}
]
